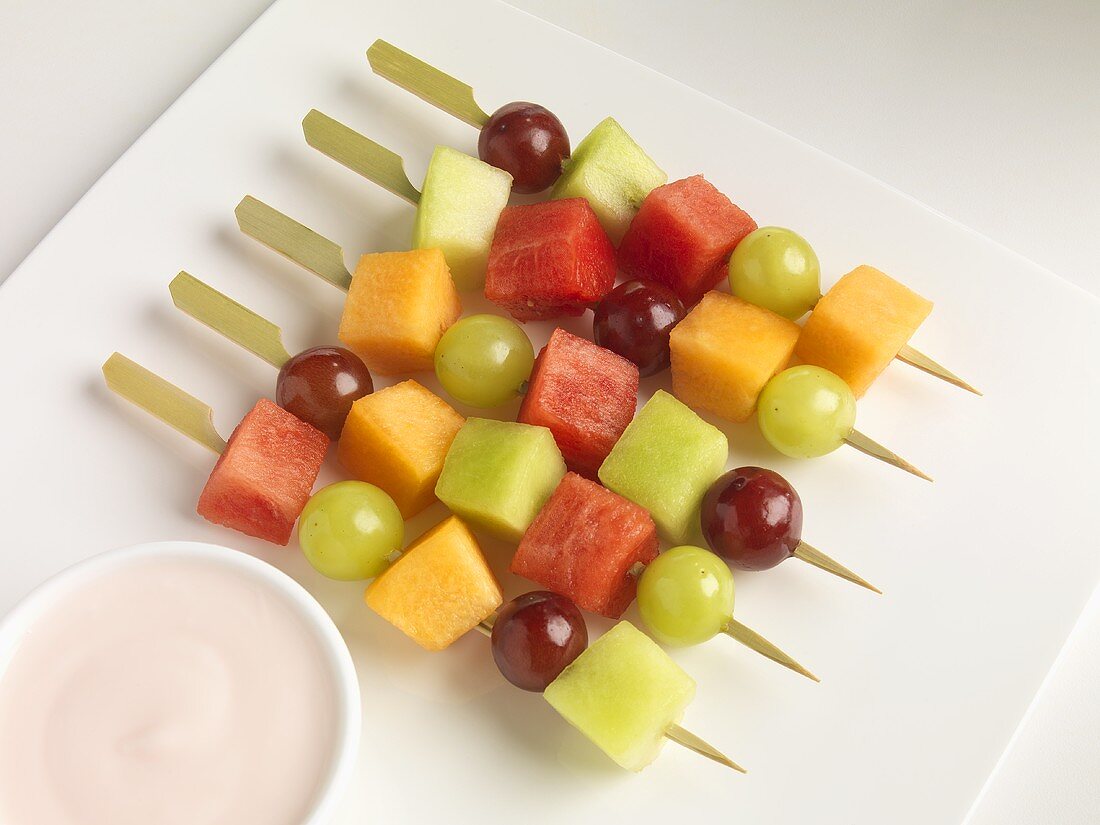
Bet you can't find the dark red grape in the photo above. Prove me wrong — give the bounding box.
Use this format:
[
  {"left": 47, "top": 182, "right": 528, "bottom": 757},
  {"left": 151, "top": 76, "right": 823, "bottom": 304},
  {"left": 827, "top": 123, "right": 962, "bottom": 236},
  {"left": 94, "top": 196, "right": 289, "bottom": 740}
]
[
  {"left": 478, "top": 102, "right": 570, "bottom": 194},
  {"left": 276, "top": 346, "right": 373, "bottom": 440},
  {"left": 491, "top": 591, "right": 587, "bottom": 692},
  {"left": 700, "top": 467, "right": 803, "bottom": 570},
  {"left": 592, "top": 280, "right": 685, "bottom": 376}
]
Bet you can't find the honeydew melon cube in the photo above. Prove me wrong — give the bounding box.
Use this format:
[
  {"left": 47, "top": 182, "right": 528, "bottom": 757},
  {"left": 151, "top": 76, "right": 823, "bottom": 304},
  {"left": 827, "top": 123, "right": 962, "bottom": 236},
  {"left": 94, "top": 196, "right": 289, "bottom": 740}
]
[
  {"left": 435, "top": 418, "right": 566, "bottom": 541},
  {"left": 795, "top": 265, "right": 933, "bottom": 398},
  {"left": 550, "top": 117, "right": 667, "bottom": 244},
  {"left": 598, "top": 390, "right": 727, "bottom": 544},
  {"left": 413, "top": 146, "right": 512, "bottom": 291},
  {"left": 337, "top": 380, "right": 465, "bottom": 519},
  {"left": 365, "top": 515, "right": 502, "bottom": 651},
  {"left": 670, "top": 292, "right": 800, "bottom": 423},
  {"left": 544, "top": 621, "right": 695, "bottom": 771},
  {"left": 339, "top": 249, "right": 461, "bottom": 375}
]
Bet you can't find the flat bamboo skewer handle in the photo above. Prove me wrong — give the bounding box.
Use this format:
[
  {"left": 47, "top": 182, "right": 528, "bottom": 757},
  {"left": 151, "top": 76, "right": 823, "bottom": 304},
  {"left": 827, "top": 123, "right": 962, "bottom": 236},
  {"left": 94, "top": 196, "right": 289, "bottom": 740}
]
[
  {"left": 302, "top": 110, "right": 421, "bottom": 206},
  {"left": 366, "top": 39, "right": 490, "bottom": 129},
  {"left": 169, "top": 272, "right": 291, "bottom": 369},
  {"left": 102, "top": 353, "right": 226, "bottom": 455},
  {"left": 235, "top": 196, "right": 353, "bottom": 292}
]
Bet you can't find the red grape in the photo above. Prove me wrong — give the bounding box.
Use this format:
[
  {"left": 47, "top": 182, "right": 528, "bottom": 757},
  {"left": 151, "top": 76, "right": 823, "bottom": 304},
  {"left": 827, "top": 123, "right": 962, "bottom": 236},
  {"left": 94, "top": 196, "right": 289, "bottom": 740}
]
[
  {"left": 491, "top": 591, "right": 587, "bottom": 692},
  {"left": 276, "top": 346, "right": 373, "bottom": 440},
  {"left": 700, "top": 467, "right": 803, "bottom": 570},
  {"left": 478, "top": 102, "right": 570, "bottom": 194},
  {"left": 592, "top": 280, "right": 685, "bottom": 376}
]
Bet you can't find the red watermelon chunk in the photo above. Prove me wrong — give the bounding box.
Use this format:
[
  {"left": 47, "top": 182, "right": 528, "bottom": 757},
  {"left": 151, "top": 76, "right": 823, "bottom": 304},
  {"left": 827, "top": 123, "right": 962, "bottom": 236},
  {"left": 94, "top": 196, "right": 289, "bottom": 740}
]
[
  {"left": 617, "top": 175, "right": 757, "bottom": 306},
  {"left": 197, "top": 398, "right": 328, "bottom": 545},
  {"left": 512, "top": 472, "right": 658, "bottom": 618},
  {"left": 485, "top": 198, "right": 616, "bottom": 321},
  {"left": 518, "top": 328, "right": 639, "bottom": 478}
]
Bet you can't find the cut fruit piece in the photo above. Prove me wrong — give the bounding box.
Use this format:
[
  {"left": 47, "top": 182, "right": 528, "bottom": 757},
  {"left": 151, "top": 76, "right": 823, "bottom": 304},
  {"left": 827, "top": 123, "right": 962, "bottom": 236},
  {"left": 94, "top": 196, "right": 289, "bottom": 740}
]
[
  {"left": 618, "top": 175, "right": 757, "bottom": 306},
  {"left": 337, "top": 380, "right": 464, "bottom": 519},
  {"left": 518, "top": 328, "right": 638, "bottom": 477},
  {"left": 512, "top": 473, "right": 658, "bottom": 618},
  {"left": 485, "top": 199, "right": 616, "bottom": 321},
  {"left": 550, "top": 117, "right": 666, "bottom": 245},
  {"left": 544, "top": 621, "right": 695, "bottom": 771},
  {"left": 670, "top": 292, "right": 800, "bottom": 423},
  {"left": 365, "top": 516, "right": 502, "bottom": 651},
  {"left": 412, "top": 146, "right": 512, "bottom": 291},
  {"left": 197, "top": 398, "right": 328, "bottom": 545},
  {"left": 338, "top": 248, "right": 461, "bottom": 375},
  {"left": 796, "top": 265, "right": 934, "bottom": 398},
  {"left": 435, "top": 418, "right": 566, "bottom": 541},
  {"left": 598, "top": 390, "right": 727, "bottom": 545}
]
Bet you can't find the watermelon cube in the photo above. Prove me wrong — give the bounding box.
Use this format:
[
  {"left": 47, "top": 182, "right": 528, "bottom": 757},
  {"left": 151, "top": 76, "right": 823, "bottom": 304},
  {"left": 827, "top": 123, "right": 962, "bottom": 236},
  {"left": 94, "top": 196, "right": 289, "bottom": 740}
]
[
  {"left": 796, "top": 265, "right": 934, "bottom": 398},
  {"left": 512, "top": 473, "right": 658, "bottom": 618},
  {"left": 518, "top": 328, "right": 638, "bottom": 477},
  {"left": 618, "top": 175, "right": 757, "bottom": 306},
  {"left": 365, "top": 515, "right": 502, "bottom": 651},
  {"left": 485, "top": 199, "right": 616, "bottom": 321},
  {"left": 598, "top": 391, "right": 727, "bottom": 545},
  {"left": 197, "top": 398, "right": 328, "bottom": 545},
  {"left": 551, "top": 117, "right": 667, "bottom": 244},
  {"left": 413, "top": 146, "right": 513, "bottom": 291},
  {"left": 544, "top": 621, "right": 696, "bottom": 771},
  {"left": 435, "top": 419, "right": 566, "bottom": 541}
]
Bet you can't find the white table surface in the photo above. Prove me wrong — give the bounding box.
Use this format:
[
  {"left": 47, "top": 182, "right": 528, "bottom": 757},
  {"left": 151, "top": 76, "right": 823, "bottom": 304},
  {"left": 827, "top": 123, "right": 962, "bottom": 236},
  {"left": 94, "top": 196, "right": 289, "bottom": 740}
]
[{"left": 2, "top": 1, "right": 1097, "bottom": 821}]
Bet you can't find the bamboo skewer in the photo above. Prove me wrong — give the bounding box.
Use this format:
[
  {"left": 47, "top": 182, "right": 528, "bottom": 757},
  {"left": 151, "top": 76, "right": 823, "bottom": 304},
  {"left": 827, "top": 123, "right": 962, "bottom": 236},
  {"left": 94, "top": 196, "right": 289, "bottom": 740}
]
[
  {"left": 896, "top": 344, "right": 980, "bottom": 396},
  {"left": 722, "top": 619, "right": 819, "bottom": 683},
  {"left": 102, "top": 353, "right": 226, "bottom": 455},
  {"left": 792, "top": 542, "right": 880, "bottom": 594},
  {"left": 664, "top": 724, "right": 746, "bottom": 773},
  {"left": 845, "top": 429, "right": 932, "bottom": 482}
]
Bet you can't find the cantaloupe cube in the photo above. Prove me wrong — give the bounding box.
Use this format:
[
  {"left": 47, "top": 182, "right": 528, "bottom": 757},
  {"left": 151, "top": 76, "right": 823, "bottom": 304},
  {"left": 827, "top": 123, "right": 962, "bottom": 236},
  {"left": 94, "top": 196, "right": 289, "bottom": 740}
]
[
  {"left": 544, "top": 621, "right": 695, "bottom": 771},
  {"left": 795, "top": 265, "right": 933, "bottom": 398},
  {"left": 338, "top": 249, "right": 461, "bottom": 375},
  {"left": 670, "top": 292, "right": 800, "bottom": 423},
  {"left": 435, "top": 419, "right": 566, "bottom": 541},
  {"left": 365, "top": 516, "right": 502, "bottom": 651},
  {"left": 337, "top": 380, "right": 464, "bottom": 519}
]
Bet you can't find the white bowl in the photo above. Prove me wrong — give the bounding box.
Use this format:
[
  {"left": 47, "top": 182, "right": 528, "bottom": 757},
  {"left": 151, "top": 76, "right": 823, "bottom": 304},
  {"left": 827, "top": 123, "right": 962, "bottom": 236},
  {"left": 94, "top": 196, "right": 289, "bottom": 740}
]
[{"left": 0, "top": 540, "right": 360, "bottom": 825}]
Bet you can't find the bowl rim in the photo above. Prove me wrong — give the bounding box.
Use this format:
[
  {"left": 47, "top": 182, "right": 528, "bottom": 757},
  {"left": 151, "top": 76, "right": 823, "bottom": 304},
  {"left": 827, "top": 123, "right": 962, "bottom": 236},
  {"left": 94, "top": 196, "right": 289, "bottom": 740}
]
[{"left": 0, "top": 540, "right": 361, "bottom": 825}]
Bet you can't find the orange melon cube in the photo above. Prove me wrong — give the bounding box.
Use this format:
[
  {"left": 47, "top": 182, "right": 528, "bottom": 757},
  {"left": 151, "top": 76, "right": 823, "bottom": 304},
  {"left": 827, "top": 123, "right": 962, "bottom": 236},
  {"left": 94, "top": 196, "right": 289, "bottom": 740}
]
[
  {"left": 796, "top": 265, "right": 933, "bottom": 398},
  {"left": 670, "top": 292, "right": 800, "bottom": 423},
  {"left": 337, "top": 380, "right": 464, "bottom": 518},
  {"left": 365, "top": 516, "right": 502, "bottom": 651},
  {"left": 338, "top": 249, "right": 462, "bottom": 375}
]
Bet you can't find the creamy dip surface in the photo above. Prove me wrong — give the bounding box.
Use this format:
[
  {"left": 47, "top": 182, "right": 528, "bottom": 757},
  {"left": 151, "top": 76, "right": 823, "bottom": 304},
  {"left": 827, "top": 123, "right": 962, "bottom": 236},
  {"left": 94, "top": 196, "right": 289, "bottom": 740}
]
[{"left": 0, "top": 555, "right": 339, "bottom": 825}]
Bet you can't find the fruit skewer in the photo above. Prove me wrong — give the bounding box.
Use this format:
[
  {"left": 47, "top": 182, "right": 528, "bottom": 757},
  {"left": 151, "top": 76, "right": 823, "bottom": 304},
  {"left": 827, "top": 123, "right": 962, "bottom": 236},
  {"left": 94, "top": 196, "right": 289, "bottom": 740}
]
[
  {"left": 365, "top": 39, "right": 973, "bottom": 395},
  {"left": 100, "top": 353, "right": 328, "bottom": 545},
  {"left": 169, "top": 272, "right": 373, "bottom": 440}
]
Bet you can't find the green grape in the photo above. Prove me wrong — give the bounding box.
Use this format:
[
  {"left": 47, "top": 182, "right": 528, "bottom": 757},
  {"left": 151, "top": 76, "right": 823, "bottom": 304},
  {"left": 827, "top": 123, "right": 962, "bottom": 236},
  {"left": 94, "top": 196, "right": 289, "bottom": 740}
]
[
  {"left": 757, "top": 365, "right": 855, "bottom": 458},
  {"left": 434, "top": 314, "right": 534, "bottom": 408},
  {"left": 298, "top": 481, "right": 404, "bottom": 581},
  {"left": 637, "top": 545, "right": 734, "bottom": 647},
  {"left": 728, "top": 226, "right": 821, "bottom": 320}
]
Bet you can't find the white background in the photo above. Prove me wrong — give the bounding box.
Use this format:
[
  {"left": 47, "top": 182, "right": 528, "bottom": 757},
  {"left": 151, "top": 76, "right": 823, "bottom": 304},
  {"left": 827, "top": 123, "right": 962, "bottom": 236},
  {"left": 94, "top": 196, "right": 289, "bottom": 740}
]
[{"left": 1, "top": 1, "right": 1097, "bottom": 822}]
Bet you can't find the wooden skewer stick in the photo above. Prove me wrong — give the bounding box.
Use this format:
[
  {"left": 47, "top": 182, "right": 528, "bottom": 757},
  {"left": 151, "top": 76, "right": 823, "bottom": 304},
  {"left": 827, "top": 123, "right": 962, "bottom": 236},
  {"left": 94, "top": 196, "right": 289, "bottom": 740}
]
[
  {"left": 664, "top": 723, "right": 746, "bottom": 773},
  {"left": 102, "top": 353, "right": 226, "bottom": 455},
  {"left": 844, "top": 428, "right": 932, "bottom": 482},
  {"left": 792, "top": 542, "right": 880, "bottom": 594},
  {"left": 366, "top": 40, "right": 490, "bottom": 129},
  {"left": 169, "top": 272, "right": 292, "bottom": 369},
  {"left": 302, "top": 110, "right": 421, "bottom": 206},
  {"left": 896, "top": 343, "right": 981, "bottom": 396},
  {"left": 722, "top": 619, "right": 819, "bottom": 683},
  {"left": 235, "top": 196, "right": 353, "bottom": 292}
]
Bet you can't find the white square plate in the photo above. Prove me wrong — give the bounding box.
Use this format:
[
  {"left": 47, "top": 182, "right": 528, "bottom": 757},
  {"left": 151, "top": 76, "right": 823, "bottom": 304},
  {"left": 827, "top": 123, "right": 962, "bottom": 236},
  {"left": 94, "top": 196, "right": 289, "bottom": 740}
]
[{"left": 2, "top": 0, "right": 1098, "bottom": 822}]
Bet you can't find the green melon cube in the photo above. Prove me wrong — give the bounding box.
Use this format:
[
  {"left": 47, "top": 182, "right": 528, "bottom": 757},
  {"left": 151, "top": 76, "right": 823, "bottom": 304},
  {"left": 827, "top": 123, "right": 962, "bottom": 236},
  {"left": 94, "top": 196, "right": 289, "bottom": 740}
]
[
  {"left": 550, "top": 117, "right": 667, "bottom": 244},
  {"left": 598, "top": 390, "right": 727, "bottom": 544},
  {"left": 413, "top": 146, "right": 512, "bottom": 291},
  {"left": 435, "top": 418, "right": 566, "bottom": 541},
  {"left": 544, "top": 621, "right": 695, "bottom": 771}
]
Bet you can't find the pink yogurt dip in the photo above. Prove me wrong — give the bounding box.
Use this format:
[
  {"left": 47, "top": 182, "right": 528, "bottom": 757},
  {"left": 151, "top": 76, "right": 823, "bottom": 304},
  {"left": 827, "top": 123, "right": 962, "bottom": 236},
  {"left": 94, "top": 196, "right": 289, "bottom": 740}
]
[{"left": 0, "top": 545, "right": 355, "bottom": 825}]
